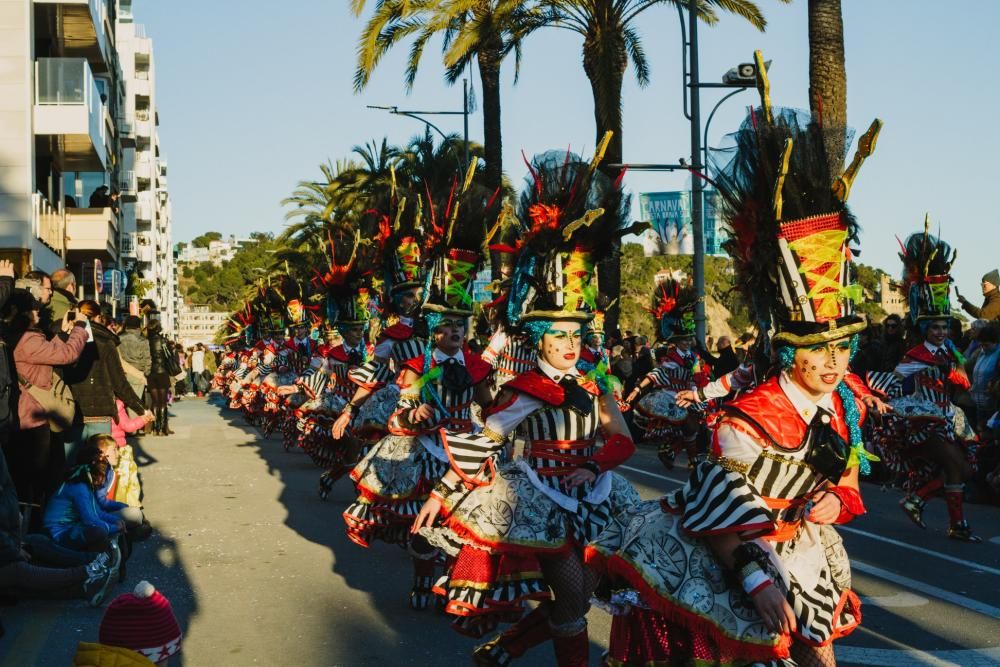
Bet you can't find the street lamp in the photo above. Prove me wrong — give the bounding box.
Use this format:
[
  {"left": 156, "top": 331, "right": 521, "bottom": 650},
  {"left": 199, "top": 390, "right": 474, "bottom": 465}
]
[{"left": 366, "top": 78, "right": 472, "bottom": 172}]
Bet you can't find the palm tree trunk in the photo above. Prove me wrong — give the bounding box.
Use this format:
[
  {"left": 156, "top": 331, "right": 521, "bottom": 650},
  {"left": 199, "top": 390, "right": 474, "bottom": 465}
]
[
  {"left": 583, "top": 23, "right": 627, "bottom": 337},
  {"left": 808, "top": 0, "right": 847, "bottom": 175},
  {"left": 477, "top": 46, "right": 503, "bottom": 190}
]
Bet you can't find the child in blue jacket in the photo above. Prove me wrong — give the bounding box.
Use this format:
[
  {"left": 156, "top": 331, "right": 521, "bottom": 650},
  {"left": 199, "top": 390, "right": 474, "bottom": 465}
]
[{"left": 44, "top": 442, "right": 124, "bottom": 552}]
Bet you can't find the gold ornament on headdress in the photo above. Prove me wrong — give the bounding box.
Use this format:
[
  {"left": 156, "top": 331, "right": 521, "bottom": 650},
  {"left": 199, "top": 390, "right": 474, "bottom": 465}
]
[{"left": 833, "top": 119, "right": 883, "bottom": 203}]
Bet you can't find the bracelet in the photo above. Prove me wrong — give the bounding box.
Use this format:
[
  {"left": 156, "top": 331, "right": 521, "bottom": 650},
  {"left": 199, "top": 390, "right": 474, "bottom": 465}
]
[
  {"left": 732, "top": 541, "right": 769, "bottom": 573},
  {"left": 742, "top": 569, "right": 773, "bottom": 597}
]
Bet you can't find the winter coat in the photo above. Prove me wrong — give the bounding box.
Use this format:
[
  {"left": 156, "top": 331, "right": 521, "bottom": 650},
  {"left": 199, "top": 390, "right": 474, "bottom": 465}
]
[
  {"left": 47, "top": 287, "right": 77, "bottom": 333},
  {"left": 72, "top": 643, "right": 155, "bottom": 667},
  {"left": 13, "top": 324, "right": 88, "bottom": 430},
  {"left": 961, "top": 288, "right": 1000, "bottom": 321},
  {"left": 43, "top": 480, "right": 122, "bottom": 541},
  {"left": 147, "top": 333, "right": 178, "bottom": 377},
  {"left": 64, "top": 323, "right": 144, "bottom": 422},
  {"left": 111, "top": 399, "right": 146, "bottom": 448},
  {"left": 118, "top": 330, "right": 151, "bottom": 376}
]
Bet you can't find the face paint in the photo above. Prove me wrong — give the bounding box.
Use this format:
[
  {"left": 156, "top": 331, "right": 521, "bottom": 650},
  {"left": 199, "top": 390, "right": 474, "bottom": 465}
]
[
  {"left": 434, "top": 322, "right": 466, "bottom": 355},
  {"left": 791, "top": 339, "right": 852, "bottom": 401},
  {"left": 540, "top": 321, "right": 583, "bottom": 372}
]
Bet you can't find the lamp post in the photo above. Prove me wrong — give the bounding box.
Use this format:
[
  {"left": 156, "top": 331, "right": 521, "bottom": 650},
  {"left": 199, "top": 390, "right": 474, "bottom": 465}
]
[{"left": 367, "top": 78, "right": 471, "bottom": 172}]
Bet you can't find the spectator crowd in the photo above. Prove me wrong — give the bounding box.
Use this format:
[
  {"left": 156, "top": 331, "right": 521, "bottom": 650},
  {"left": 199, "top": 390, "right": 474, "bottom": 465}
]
[{"left": 0, "top": 264, "right": 199, "bottom": 663}]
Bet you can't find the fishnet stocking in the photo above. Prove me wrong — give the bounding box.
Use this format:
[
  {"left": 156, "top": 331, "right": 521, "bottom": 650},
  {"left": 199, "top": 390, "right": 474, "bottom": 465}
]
[
  {"left": 538, "top": 550, "right": 599, "bottom": 627},
  {"left": 789, "top": 640, "right": 836, "bottom": 667}
]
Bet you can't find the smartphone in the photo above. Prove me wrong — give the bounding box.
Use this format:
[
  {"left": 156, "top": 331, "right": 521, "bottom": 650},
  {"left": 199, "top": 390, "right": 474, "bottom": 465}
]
[{"left": 66, "top": 310, "right": 76, "bottom": 321}]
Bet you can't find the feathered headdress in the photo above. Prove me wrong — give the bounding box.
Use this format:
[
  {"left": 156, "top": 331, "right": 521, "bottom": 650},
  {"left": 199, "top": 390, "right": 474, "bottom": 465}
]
[
  {"left": 899, "top": 215, "right": 956, "bottom": 325},
  {"left": 421, "top": 164, "right": 496, "bottom": 320},
  {"left": 368, "top": 174, "right": 427, "bottom": 299},
  {"left": 713, "top": 50, "right": 881, "bottom": 348},
  {"left": 649, "top": 279, "right": 697, "bottom": 342},
  {"left": 316, "top": 220, "right": 378, "bottom": 328},
  {"left": 507, "top": 132, "right": 632, "bottom": 327}
]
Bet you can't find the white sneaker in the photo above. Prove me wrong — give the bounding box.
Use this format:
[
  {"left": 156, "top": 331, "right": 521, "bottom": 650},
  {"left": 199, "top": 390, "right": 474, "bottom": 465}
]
[{"left": 83, "top": 554, "right": 116, "bottom": 606}]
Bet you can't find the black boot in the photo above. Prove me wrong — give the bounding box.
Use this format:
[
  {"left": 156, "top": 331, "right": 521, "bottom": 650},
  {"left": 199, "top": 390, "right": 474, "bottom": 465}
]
[{"left": 162, "top": 410, "right": 174, "bottom": 436}]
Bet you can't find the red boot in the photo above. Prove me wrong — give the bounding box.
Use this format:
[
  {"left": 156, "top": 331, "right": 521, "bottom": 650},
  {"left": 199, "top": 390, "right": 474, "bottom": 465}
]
[{"left": 552, "top": 626, "right": 589, "bottom": 667}]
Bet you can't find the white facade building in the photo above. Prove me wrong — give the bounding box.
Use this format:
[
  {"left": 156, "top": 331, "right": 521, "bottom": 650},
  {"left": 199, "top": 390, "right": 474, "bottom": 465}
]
[
  {"left": 0, "top": 0, "right": 175, "bottom": 331},
  {"left": 176, "top": 303, "right": 230, "bottom": 347},
  {"left": 115, "top": 3, "right": 175, "bottom": 333}
]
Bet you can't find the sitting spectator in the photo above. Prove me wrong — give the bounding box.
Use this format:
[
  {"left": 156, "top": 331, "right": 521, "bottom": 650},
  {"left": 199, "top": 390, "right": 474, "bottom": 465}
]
[
  {"left": 73, "top": 580, "right": 183, "bottom": 666},
  {"left": 0, "top": 447, "right": 117, "bottom": 607},
  {"left": 43, "top": 442, "right": 124, "bottom": 553},
  {"left": 90, "top": 434, "right": 145, "bottom": 534}
]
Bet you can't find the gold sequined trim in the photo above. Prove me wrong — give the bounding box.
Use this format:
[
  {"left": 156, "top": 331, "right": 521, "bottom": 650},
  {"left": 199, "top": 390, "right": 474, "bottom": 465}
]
[
  {"left": 481, "top": 426, "right": 505, "bottom": 443},
  {"left": 759, "top": 449, "right": 814, "bottom": 471},
  {"left": 400, "top": 391, "right": 420, "bottom": 401},
  {"left": 712, "top": 456, "right": 750, "bottom": 475}
]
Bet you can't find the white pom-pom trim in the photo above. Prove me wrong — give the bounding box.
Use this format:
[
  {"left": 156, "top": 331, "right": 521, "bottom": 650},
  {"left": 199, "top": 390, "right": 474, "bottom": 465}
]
[{"left": 133, "top": 581, "right": 156, "bottom": 598}]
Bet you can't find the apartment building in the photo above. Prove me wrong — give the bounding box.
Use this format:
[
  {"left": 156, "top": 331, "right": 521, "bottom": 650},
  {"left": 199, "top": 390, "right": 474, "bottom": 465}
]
[
  {"left": 0, "top": 0, "right": 175, "bottom": 332},
  {"left": 115, "top": 3, "right": 175, "bottom": 332},
  {"left": 176, "top": 302, "right": 229, "bottom": 347}
]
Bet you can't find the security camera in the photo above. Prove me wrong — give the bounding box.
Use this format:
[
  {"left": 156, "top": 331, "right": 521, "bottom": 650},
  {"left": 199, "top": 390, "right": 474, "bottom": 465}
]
[{"left": 722, "top": 60, "right": 771, "bottom": 85}]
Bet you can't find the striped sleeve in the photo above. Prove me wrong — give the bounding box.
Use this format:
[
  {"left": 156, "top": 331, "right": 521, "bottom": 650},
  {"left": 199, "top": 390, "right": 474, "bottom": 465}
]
[
  {"left": 349, "top": 359, "right": 385, "bottom": 390},
  {"left": 443, "top": 393, "right": 541, "bottom": 482},
  {"left": 298, "top": 368, "right": 329, "bottom": 399},
  {"left": 681, "top": 423, "right": 773, "bottom": 536},
  {"left": 865, "top": 371, "right": 902, "bottom": 399}
]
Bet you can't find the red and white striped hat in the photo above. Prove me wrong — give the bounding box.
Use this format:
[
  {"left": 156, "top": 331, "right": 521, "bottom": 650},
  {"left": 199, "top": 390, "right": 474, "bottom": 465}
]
[{"left": 99, "top": 581, "right": 182, "bottom": 662}]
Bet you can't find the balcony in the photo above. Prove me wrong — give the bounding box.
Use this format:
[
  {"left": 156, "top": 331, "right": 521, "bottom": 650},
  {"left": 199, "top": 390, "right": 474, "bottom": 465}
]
[
  {"left": 118, "top": 170, "right": 136, "bottom": 202},
  {"left": 30, "top": 193, "right": 67, "bottom": 265},
  {"left": 135, "top": 233, "right": 153, "bottom": 263},
  {"left": 120, "top": 232, "right": 135, "bottom": 257},
  {"left": 133, "top": 109, "right": 152, "bottom": 137},
  {"left": 117, "top": 114, "right": 135, "bottom": 147},
  {"left": 65, "top": 207, "right": 118, "bottom": 261},
  {"left": 33, "top": 58, "right": 108, "bottom": 171},
  {"left": 34, "top": 0, "right": 113, "bottom": 73}
]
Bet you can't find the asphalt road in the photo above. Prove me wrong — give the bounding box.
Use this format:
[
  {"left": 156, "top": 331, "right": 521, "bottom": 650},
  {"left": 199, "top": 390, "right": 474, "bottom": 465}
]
[{"left": 3, "top": 397, "right": 998, "bottom": 666}]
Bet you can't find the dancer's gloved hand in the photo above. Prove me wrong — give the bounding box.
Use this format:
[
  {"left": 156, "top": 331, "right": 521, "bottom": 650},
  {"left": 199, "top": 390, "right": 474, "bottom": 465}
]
[
  {"left": 752, "top": 584, "right": 796, "bottom": 636},
  {"left": 411, "top": 496, "right": 441, "bottom": 533}
]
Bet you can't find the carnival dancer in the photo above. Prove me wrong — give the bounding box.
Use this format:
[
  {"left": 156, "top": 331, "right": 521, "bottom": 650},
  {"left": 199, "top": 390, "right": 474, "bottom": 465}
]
[
  {"left": 330, "top": 190, "right": 428, "bottom": 447},
  {"left": 412, "top": 138, "right": 641, "bottom": 666},
  {"left": 481, "top": 232, "right": 537, "bottom": 392},
  {"left": 586, "top": 64, "right": 883, "bottom": 666},
  {"left": 625, "top": 281, "right": 712, "bottom": 469},
  {"left": 305, "top": 224, "right": 380, "bottom": 498},
  {"left": 344, "top": 176, "right": 496, "bottom": 610},
  {"left": 873, "top": 225, "right": 982, "bottom": 542}
]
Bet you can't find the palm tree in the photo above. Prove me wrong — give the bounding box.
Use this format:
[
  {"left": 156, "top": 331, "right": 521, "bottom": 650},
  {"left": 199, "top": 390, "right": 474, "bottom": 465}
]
[
  {"left": 539, "top": 0, "right": 777, "bottom": 334},
  {"left": 807, "top": 0, "right": 847, "bottom": 175},
  {"left": 352, "top": 0, "right": 548, "bottom": 189}
]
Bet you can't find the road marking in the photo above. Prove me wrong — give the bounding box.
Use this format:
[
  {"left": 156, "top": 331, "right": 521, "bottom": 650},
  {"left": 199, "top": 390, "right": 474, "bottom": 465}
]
[
  {"left": 851, "top": 560, "right": 1000, "bottom": 619},
  {"left": 837, "top": 645, "right": 1000, "bottom": 666},
  {"left": 618, "top": 465, "right": 685, "bottom": 484},
  {"left": 839, "top": 525, "right": 1000, "bottom": 577},
  {"left": 990, "top": 536, "right": 1000, "bottom": 545},
  {"left": 859, "top": 592, "right": 928, "bottom": 608}
]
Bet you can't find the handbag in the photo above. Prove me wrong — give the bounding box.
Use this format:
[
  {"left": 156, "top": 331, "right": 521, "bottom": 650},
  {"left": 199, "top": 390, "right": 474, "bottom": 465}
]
[{"left": 18, "top": 373, "right": 76, "bottom": 432}]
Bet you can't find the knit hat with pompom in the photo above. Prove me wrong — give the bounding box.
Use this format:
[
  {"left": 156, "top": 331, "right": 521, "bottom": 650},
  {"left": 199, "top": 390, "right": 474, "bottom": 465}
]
[{"left": 99, "top": 581, "right": 183, "bottom": 662}]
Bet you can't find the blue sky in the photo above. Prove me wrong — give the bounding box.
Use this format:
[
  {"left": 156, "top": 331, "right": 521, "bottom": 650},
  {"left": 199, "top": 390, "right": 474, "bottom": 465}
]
[{"left": 135, "top": 0, "right": 1000, "bottom": 299}]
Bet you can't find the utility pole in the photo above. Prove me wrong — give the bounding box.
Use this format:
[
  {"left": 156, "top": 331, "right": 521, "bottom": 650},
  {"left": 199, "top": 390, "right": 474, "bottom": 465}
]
[{"left": 688, "top": 0, "right": 706, "bottom": 342}]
